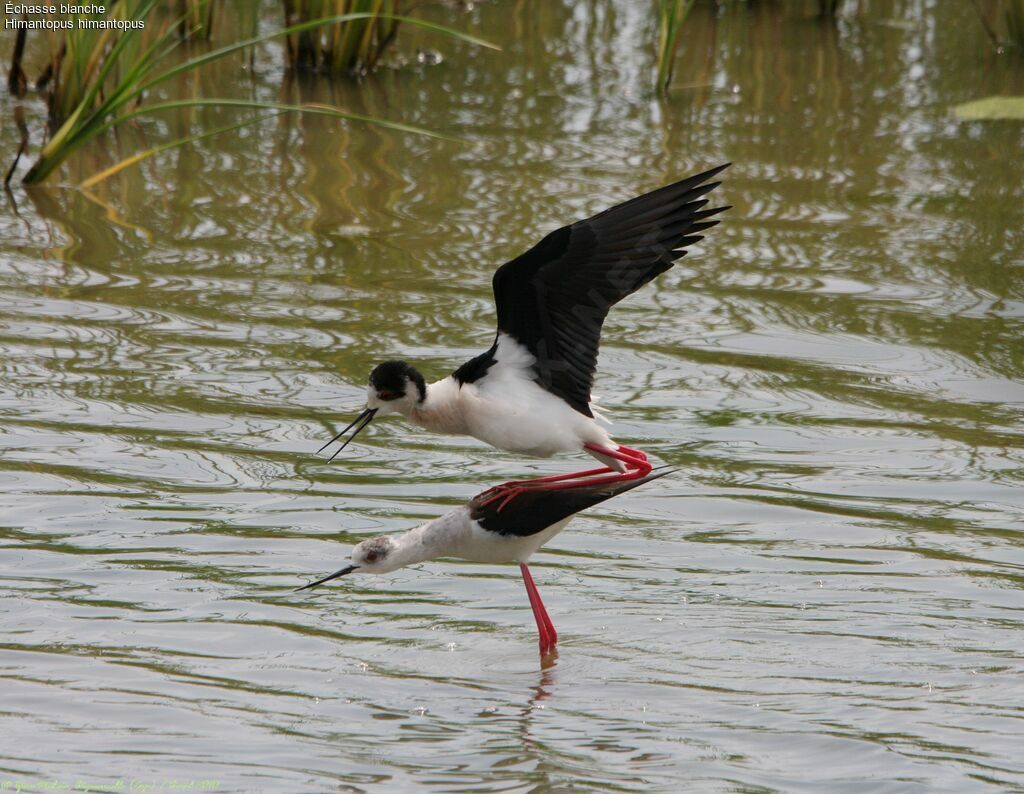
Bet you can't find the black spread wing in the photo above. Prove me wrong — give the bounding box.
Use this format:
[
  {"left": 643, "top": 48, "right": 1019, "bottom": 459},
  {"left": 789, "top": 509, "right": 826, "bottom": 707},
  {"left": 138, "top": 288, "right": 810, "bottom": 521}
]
[
  {"left": 492, "top": 164, "right": 730, "bottom": 416},
  {"left": 470, "top": 469, "right": 674, "bottom": 538}
]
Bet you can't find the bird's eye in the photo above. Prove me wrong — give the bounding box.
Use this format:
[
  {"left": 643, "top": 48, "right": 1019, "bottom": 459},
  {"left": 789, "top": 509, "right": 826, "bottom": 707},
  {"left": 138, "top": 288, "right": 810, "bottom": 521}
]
[{"left": 378, "top": 390, "right": 401, "bottom": 401}]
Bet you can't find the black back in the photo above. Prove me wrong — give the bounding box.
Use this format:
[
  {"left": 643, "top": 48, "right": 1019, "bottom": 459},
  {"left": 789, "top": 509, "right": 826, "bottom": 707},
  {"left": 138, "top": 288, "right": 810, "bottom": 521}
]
[
  {"left": 491, "top": 165, "right": 730, "bottom": 416},
  {"left": 470, "top": 469, "right": 674, "bottom": 538},
  {"left": 452, "top": 343, "right": 498, "bottom": 385}
]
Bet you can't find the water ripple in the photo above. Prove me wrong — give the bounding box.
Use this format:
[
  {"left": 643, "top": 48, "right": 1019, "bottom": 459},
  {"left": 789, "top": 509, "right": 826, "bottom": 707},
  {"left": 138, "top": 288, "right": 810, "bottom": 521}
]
[{"left": 1, "top": 0, "right": 1023, "bottom": 790}]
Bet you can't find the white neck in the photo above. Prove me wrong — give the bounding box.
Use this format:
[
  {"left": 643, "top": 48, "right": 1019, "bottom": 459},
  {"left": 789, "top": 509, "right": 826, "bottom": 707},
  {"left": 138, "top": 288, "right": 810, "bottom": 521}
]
[
  {"left": 382, "top": 509, "right": 473, "bottom": 571},
  {"left": 406, "top": 377, "right": 469, "bottom": 435}
]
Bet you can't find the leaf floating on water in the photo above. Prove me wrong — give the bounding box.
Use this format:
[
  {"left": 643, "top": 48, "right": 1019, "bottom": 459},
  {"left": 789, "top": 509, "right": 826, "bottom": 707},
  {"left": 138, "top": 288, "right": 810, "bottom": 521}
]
[{"left": 952, "top": 96, "right": 1024, "bottom": 121}]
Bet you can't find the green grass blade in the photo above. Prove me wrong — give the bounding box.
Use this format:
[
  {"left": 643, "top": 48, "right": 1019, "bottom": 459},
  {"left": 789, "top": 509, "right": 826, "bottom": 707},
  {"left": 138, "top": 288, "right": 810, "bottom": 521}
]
[{"left": 657, "top": 0, "right": 696, "bottom": 91}]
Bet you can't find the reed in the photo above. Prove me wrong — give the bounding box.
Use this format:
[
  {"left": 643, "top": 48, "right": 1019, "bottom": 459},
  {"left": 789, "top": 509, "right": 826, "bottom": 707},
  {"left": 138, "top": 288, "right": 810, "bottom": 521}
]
[
  {"left": 179, "top": 0, "right": 216, "bottom": 40},
  {"left": 40, "top": 4, "right": 176, "bottom": 125},
  {"left": 12, "top": 4, "right": 496, "bottom": 186},
  {"left": 7, "top": 27, "right": 28, "bottom": 97},
  {"left": 657, "top": 0, "right": 696, "bottom": 91},
  {"left": 969, "top": 0, "right": 1024, "bottom": 50},
  {"left": 1007, "top": 0, "right": 1024, "bottom": 48},
  {"left": 283, "top": 0, "right": 402, "bottom": 75}
]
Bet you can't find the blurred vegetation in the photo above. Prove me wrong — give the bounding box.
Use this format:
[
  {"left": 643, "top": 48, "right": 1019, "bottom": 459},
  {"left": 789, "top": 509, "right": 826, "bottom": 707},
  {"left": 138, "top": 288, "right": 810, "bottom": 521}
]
[
  {"left": 960, "top": 0, "right": 1024, "bottom": 51},
  {"left": 284, "top": 0, "right": 402, "bottom": 75},
  {"left": 4, "top": 0, "right": 494, "bottom": 186},
  {"left": 179, "top": 0, "right": 216, "bottom": 40},
  {"left": 657, "top": 0, "right": 696, "bottom": 91},
  {"left": 5, "top": 0, "right": 1022, "bottom": 186},
  {"left": 1007, "top": 0, "right": 1024, "bottom": 48}
]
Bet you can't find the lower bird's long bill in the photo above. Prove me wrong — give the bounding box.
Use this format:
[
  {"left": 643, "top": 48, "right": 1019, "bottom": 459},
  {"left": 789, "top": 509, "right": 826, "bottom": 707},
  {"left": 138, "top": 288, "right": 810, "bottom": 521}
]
[
  {"left": 296, "top": 565, "right": 359, "bottom": 592},
  {"left": 318, "top": 407, "right": 378, "bottom": 461}
]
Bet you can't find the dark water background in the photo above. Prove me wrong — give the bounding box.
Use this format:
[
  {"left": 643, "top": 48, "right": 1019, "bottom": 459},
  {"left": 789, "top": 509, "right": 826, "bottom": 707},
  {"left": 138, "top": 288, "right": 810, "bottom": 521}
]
[{"left": 1, "top": 1, "right": 1023, "bottom": 791}]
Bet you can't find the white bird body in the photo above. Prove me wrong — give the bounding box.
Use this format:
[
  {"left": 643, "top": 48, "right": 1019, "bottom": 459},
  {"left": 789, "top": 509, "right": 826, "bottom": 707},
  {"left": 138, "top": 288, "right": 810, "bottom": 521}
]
[
  {"left": 353, "top": 507, "right": 572, "bottom": 572},
  {"left": 402, "top": 334, "right": 619, "bottom": 465}
]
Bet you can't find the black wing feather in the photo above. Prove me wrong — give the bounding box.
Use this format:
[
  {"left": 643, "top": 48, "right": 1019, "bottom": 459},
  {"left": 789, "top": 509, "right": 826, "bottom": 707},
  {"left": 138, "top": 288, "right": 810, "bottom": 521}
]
[{"left": 492, "top": 164, "right": 730, "bottom": 416}]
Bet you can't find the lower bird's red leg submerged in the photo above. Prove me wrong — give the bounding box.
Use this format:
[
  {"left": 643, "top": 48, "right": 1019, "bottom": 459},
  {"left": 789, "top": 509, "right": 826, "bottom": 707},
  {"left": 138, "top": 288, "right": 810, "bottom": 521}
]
[
  {"left": 520, "top": 563, "right": 557, "bottom": 652},
  {"left": 481, "top": 444, "right": 653, "bottom": 512}
]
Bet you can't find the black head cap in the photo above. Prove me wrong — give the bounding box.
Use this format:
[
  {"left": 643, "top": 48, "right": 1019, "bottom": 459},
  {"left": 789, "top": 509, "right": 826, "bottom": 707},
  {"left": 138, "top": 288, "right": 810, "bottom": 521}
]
[{"left": 369, "top": 360, "right": 426, "bottom": 402}]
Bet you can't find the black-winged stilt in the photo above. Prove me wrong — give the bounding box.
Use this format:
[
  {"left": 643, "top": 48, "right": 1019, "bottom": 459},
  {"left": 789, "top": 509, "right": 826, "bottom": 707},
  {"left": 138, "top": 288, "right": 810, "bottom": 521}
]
[
  {"left": 321, "top": 165, "right": 729, "bottom": 506},
  {"left": 298, "top": 469, "right": 673, "bottom": 653}
]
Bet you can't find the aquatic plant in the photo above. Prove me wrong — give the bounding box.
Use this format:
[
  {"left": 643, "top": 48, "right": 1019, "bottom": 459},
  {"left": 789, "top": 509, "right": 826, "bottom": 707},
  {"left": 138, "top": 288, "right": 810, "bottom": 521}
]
[
  {"left": 7, "top": 27, "right": 28, "bottom": 97},
  {"left": 968, "top": 0, "right": 1024, "bottom": 49},
  {"left": 179, "top": 0, "right": 216, "bottom": 40},
  {"left": 37, "top": 3, "right": 177, "bottom": 126},
  {"left": 8, "top": 2, "right": 495, "bottom": 186},
  {"left": 657, "top": 0, "right": 697, "bottom": 91},
  {"left": 284, "top": 0, "right": 403, "bottom": 75},
  {"left": 1007, "top": 0, "right": 1024, "bottom": 48}
]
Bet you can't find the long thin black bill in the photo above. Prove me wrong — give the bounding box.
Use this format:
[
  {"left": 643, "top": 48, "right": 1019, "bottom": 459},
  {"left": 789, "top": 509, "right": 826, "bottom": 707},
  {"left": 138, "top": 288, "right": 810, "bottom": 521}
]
[
  {"left": 318, "top": 407, "right": 378, "bottom": 460},
  {"left": 295, "top": 565, "right": 359, "bottom": 592}
]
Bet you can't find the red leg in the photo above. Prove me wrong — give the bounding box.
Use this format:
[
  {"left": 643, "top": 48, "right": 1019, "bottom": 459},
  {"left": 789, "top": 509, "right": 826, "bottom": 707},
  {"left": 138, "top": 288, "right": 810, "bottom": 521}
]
[
  {"left": 479, "top": 445, "right": 647, "bottom": 499},
  {"left": 616, "top": 445, "right": 648, "bottom": 462},
  {"left": 520, "top": 562, "right": 557, "bottom": 652},
  {"left": 478, "top": 467, "right": 615, "bottom": 508},
  {"left": 483, "top": 444, "right": 653, "bottom": 511},
  {"left": 478, "top": 466, "right": 614, "bottom": 500},
  {"left": 576, "top": 442, "right": 653, "bottom": 482}
]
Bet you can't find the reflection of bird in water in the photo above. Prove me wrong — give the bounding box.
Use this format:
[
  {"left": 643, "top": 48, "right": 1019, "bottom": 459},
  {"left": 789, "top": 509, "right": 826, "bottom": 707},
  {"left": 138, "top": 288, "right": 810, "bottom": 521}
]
[
  {"left": 298, "top": 470, "right": 672, "bottom": 653},
  {"left": 521, "top": 656, "right": 558, "bottom": 748},
  {"left": 321, "top": 166, "right": 729, "bottom": 509}
]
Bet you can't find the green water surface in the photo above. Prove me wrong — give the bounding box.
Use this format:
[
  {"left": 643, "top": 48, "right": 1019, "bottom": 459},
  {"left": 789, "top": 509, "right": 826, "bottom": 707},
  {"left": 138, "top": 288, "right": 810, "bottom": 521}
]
[{"left": 1, "top": 1, "right": 1023, "bottom": 791}]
